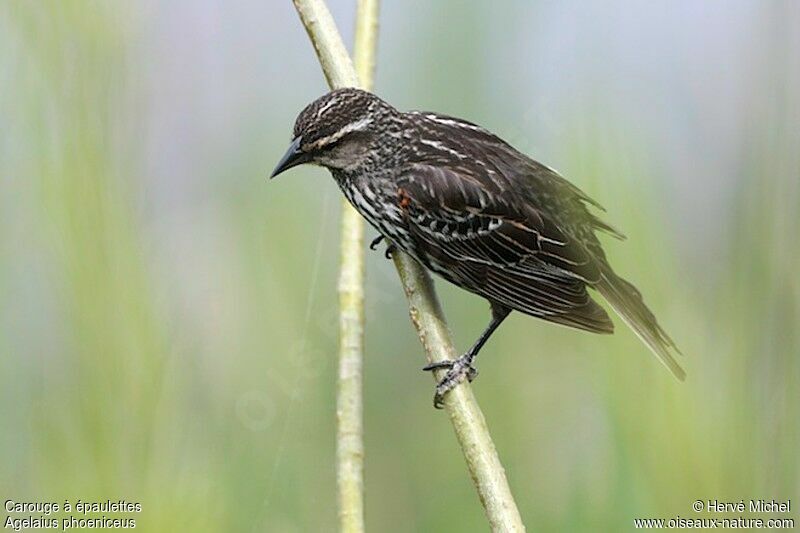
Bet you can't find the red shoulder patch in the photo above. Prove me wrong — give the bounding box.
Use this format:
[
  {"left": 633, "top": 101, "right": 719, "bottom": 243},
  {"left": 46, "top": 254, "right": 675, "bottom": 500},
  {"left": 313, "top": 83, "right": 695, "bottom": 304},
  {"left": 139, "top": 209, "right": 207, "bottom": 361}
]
[{"left": 397, "top": 187, "right": 411, "bottom": 209}]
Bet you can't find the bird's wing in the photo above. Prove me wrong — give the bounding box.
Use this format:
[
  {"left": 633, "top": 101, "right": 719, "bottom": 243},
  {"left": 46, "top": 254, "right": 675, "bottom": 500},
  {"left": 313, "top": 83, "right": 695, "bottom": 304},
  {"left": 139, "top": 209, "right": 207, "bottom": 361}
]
[
  {"left": 409, "top": 111, "right": 626, "bottom": 242},
  {"left": 396, "top": 163, "right": 613, "bottom": 332},
  {"left": 397, "top": 163, "right": 601, "bottom": 282}
]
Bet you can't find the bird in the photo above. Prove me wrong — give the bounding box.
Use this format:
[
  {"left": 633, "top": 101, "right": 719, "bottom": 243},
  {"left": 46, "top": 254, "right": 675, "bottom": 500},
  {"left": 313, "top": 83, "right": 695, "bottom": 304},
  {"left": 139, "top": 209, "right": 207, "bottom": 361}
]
[{"left": 271, "top": 88, "right": 685, "bottom": 408}]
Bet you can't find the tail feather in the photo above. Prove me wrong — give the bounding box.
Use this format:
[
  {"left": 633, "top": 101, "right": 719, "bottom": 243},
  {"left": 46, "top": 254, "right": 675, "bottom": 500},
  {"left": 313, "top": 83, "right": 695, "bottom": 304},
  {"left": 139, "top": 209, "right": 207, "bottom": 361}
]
[{"left": 596, "top": 270, "right": 686, "bottom": 381}]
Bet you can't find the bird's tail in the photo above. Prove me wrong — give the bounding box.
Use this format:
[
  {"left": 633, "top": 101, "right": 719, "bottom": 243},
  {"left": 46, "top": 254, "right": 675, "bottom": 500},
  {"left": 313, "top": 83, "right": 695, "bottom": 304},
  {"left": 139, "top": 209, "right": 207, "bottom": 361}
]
[{"left": 596, "top": 269, "right": 686, "bottom": 381}]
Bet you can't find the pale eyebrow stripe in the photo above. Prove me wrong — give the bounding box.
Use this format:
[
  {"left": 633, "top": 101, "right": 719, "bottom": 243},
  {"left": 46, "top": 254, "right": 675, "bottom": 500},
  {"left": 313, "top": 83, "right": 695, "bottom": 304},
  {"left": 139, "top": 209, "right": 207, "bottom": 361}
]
[{"left": 308, "top": 117, "right": 373, "bottom": 149}]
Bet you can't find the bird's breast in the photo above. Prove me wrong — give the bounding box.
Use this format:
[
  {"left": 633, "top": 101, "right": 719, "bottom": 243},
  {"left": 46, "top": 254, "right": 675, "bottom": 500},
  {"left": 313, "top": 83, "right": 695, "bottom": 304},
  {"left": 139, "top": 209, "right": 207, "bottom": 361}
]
[{"left": 337, "top": 178, "right": 417, "bottom": 255}]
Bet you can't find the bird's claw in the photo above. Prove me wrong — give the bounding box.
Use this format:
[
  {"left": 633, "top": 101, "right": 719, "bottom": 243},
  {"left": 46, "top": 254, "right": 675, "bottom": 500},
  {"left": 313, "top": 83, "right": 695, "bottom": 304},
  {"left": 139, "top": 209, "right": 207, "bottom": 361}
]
[
  {"left": 369, "top": 235, "right": 396, "bottom": 259},
  {"left": 422, "top": 354, "right": 478, "bottom": 409},
  {"left": 369, "top": 235, "right": 384, "bottom": 250}
]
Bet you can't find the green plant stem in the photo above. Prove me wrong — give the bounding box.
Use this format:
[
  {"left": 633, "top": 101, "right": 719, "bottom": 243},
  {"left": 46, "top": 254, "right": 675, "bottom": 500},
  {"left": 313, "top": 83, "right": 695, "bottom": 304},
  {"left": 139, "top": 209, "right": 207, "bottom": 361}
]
[
  {"left": 392, "top": 254, "right": 525, "bottom": 531},
  {"left": 291, "top": 0, "right": 524, "bottom": 530},
  {"left": 333, "top": 0, "right": 379, "bottom": 532}
]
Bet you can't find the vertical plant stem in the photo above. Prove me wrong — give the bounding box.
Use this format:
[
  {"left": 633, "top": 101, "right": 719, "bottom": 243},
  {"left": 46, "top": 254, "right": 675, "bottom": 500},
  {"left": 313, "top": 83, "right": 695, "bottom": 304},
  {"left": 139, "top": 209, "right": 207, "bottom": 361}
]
[
  {"left": 353, "top": 1, "right": 379, "bottom": 88},
  {"left": 337, "top": 196, "right": 367, "bottom": 533},
  {"left": 291, "top": 0, "right": 525, "bottom": 530},
  {"left": 335, "top": 0, "right": 378, "bottom": 532}
]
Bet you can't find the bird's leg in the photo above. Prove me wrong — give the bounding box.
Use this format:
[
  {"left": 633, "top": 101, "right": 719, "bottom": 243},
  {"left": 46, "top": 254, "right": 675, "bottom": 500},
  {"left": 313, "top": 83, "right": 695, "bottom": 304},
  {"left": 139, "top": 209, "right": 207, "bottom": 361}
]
[
  {"left": 423, "top": 304, "right": 511, "bottom": 409},
  {"left": 369, "top": 234, "right": 396, "bottom": 259}
]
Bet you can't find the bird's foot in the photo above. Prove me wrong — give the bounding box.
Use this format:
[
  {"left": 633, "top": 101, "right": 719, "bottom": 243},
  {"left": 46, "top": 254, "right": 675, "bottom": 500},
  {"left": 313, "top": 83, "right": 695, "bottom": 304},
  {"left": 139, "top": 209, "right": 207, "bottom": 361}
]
[
  {"left": 369, "top": 235, "right": 396, "bottom": 259},
  {"left": 422, "top": 353, "right": 478, "bottom": 409}
]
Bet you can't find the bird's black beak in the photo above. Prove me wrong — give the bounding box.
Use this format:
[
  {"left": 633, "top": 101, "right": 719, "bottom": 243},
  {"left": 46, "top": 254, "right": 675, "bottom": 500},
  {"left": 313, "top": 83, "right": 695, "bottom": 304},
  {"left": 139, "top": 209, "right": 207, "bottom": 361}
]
[{"left": 270, "top": 137, "right": 306, "bottom": 179}]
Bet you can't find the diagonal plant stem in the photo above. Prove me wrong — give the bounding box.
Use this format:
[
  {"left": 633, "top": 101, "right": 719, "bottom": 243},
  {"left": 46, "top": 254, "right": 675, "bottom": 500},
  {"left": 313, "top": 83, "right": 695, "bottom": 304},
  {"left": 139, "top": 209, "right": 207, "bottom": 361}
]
[
  {"left": 333, "top": 0, "right": 379, "bottom": 532},
  {"left": 291, "top": 0, "right": 525, "bottom": 530},
  {"left": 391, "top": 255, "right": 525, "bottom": 531}
]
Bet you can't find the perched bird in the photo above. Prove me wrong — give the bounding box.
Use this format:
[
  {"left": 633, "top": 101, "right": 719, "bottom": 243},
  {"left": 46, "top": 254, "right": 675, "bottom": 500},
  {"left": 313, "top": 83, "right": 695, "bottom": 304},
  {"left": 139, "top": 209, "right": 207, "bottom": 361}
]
[{"left": 272, "top": 88, "right": 684, "bottom": 408}]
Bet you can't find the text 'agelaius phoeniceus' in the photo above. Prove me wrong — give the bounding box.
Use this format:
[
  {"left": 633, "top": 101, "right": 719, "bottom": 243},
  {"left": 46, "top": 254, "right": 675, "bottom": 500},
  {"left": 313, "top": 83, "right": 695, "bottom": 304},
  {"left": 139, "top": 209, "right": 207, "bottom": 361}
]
[{"left": 272, "top": 88, "right": 685, "bottom": 408}]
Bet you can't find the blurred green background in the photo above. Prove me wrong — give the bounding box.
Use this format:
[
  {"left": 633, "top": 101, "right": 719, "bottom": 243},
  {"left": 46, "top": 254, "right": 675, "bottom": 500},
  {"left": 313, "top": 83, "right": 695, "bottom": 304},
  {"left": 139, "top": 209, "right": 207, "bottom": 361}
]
[{"left": 1, "top": 1, "right": 797, "bottom": 531}]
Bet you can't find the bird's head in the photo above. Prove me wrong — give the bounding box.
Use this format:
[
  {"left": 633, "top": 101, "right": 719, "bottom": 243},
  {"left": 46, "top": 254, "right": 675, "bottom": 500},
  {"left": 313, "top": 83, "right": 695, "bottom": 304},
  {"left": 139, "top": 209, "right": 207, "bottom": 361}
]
[{"left": 271, "top": 88, "right": 397, "bottom": 178}]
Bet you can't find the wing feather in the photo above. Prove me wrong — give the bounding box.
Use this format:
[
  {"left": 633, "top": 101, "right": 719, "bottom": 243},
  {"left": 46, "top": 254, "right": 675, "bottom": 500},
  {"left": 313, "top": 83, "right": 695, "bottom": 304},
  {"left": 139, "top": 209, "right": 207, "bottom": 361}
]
[{"left": 396, "top": 163, "right": 612, "bottom": 333}]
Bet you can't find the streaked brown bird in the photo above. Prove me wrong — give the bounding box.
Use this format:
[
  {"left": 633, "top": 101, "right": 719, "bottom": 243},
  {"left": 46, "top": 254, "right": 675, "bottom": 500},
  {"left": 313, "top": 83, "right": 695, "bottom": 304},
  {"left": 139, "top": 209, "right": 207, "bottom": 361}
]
[{"left": 272, "top": 88, "right": 685, "bottom": 408}]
